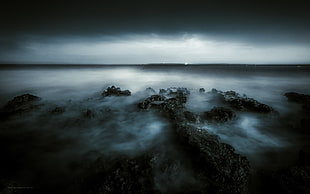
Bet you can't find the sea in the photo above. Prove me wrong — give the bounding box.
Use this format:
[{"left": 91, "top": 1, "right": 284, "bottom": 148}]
[{"left": 0, "top": 64, "right": 309, "bottom": 193}]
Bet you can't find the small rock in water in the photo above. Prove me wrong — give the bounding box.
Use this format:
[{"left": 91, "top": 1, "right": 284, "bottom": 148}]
[
  {"left": 199, "top": 88, "right": 205, "bottom": 93},
  {"left": 0, "top": 94, "right": 41, "bottom": 118},
  {"left": 102, "top": 86, "right": 131, "bottom": 97}
]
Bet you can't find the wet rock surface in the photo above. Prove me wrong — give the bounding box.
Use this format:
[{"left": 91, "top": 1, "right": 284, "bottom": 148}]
[
  {"left": 210, "top": 89, "right": 275, "bottom": 113},
  {"left": 102, "top": 86, "right": 131, "bottom": 97},
  {"left": 203, "top": 106, "right": 235, "bottom": 122},
  {"left": 138, "top": 87, "right": 251, "bottom": 193},
  {"left": 174, "top": 124, "right": 250, "bottom": 194}
]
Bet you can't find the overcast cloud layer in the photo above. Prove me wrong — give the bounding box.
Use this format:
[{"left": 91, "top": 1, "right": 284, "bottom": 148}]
[{"left": 1, "top": 0, "right": 310, "bottom": 64}]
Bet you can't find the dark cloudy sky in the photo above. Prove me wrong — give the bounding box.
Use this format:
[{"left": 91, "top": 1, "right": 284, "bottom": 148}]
[{"left": 1, "top": 0, "right": 310, "bottom": 64}]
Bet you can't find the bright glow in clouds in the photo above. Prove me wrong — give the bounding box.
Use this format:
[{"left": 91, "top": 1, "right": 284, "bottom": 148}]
[{"left": 2, "top": 34, "right": 310, "bottom": 64}]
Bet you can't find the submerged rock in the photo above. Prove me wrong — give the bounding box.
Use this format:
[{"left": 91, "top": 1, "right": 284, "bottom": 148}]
[
  {"left": 0, "top": 94, "right": 41, "bottom": 119},
  {"left": 102, "top": 86, "right": 131, "bottom": 97},
  {"left": 203, "top": 107, "right": 235, "bottom": 122},
  {"left": 210, "top": 89, "right": 275, "bottom": 113},
  {"left": 145, "top": 87, "right": 156, "bottom": 95},
  {"left": 284, "top": 92, "right": 310, "bottom": 113},
  {"left": 284, "top": 92, "right": 310, "bottom": 104},
  {"left": 50, "top": 106, "right": 65, "bottom": 114}
]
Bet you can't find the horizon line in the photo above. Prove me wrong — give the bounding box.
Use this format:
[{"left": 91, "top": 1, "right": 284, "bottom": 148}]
[{"left": 1, "top": 63, "right": 310, "bottom": 66}]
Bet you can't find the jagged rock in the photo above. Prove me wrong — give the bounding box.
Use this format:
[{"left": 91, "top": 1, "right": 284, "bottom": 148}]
[
  {"left": 102, "top": 86, "right": 131, "bottom": 97},
  {"left": 159, "top": 87, "right": 189, "bottom": 104},
  {"left": 203, "top": 107, "right": 235, "bottom": 122},
  {"left": 175, "top": 124, "right": 250, "bottom": 193},
  {"left": 139, "top": 87, "right": 189, "bottom": 112},
  {"left": 138, "top": 88, "right": 189, "bottom": 110},
  {"left": 138, "top": 95, "right": 166, "bottom": 109},
  {"left": 138, "top": 88, "right": 251, "bottom": 193},
  {"left": 0, "top": 94, "right": 41, "bottom": 119},
  {"left": 210, "top": 89, "right": 275, "bottom": 113}
]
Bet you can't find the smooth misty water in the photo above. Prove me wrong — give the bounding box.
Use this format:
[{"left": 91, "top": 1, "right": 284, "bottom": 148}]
[
  {"left": 0, "top": 65, "right": 309, "bottom": 192},
  {"left": 1, "top": 65, "right": 309, "bottom": 104},
  {"left": 1, "top": 65, "right": 310, "bottom": 148}
]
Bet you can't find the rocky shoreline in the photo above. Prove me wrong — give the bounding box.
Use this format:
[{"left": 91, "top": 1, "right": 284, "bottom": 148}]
[{"left": 0, "top": 86, "right": 309, "bottom": 193}]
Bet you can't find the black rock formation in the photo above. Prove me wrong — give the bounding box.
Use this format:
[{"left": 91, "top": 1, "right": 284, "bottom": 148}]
[
  {"left": 203, "top": 106, "right": 235, "bottom": 122},
  {"left": 199, "top": 88, "right": 205, "bottom": 93},
  {"left": 0, "top": 88, "right": 254, "bottom": 193},
  {"left": 138, "top": 95, "right": 166, "bottom": 110},
  {"left": 102, "top": 86, "right": 131, "bottom": 97},
  {"left": 138, "top": 87, "right": 251, "bottom": 193},
  {"left": 210, "top": 89, "right": 275, "bottom": 113},
  {"left": 184, "top": 111, "right": 199, "bottom": 123},
  {"left": 175, "top": 124, "right": 250, "bottom": 193}
]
